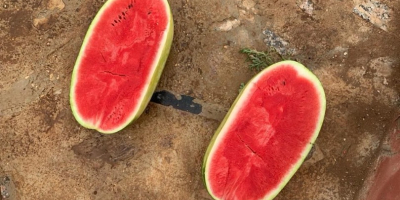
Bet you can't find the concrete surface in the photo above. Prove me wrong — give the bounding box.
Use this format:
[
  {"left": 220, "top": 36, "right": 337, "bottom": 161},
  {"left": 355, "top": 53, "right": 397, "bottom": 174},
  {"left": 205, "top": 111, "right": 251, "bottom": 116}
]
[{"left": 0, "top": 0, "right": 399, "bottom": 199}]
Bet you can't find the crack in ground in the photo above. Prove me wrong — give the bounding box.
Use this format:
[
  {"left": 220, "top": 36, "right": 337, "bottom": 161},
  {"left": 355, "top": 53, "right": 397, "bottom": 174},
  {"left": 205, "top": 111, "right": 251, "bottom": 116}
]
[
  {"left": 103, "top": 71, "right": 127, "bottom": 77},
  {"left": 235, "top": 133, "right": 266, "bottom": 162}
]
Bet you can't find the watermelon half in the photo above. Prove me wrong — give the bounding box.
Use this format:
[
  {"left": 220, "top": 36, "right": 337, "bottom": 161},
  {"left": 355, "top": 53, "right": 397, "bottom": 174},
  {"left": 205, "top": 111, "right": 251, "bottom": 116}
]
[
  {"left": 202, "top": 61, "right": 326, "bottom": 200},
  {"left": 70, "top": 0, "right": 173, "bottom": 133}
]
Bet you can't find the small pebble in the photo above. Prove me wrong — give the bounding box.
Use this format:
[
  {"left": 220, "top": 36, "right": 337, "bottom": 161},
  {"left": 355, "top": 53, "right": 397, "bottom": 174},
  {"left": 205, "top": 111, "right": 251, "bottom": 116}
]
[
  {"left": 383, "top": 13, "right": 388, "bottom": 19},
  {"left": 383, "top": 77, "right": 388, "bottom": 85}
]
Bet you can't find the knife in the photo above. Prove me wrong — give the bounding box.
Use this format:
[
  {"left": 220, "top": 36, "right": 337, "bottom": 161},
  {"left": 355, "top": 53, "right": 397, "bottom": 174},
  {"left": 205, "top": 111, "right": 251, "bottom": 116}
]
[{"left": 150, "top": 90, "right": 228, "bottom": 121}]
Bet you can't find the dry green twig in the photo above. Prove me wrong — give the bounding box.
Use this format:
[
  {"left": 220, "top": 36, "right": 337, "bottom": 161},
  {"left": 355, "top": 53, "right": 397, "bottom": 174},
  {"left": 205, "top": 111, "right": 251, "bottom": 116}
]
[{"left": 240, "top": 47, "right": 290, "bottom": 72}]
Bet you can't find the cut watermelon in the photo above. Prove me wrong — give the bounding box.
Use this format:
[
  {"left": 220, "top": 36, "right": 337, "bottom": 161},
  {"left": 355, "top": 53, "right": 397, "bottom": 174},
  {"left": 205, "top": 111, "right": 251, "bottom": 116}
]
[
  {"left": 202, "top": 61, "right": 326, "bottom": 200},
  {"left": 70, "top": 0, "right": 173, "bottom": 133}
]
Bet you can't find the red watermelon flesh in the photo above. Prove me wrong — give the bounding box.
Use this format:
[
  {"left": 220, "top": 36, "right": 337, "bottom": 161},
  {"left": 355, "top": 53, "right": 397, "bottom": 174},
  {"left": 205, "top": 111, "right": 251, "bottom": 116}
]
[
  {"left": 70, "top": 0, "right": 173, "bottom": 133},
  {"left": 203, "top": 61, "right": 326, "bottom": 200}
]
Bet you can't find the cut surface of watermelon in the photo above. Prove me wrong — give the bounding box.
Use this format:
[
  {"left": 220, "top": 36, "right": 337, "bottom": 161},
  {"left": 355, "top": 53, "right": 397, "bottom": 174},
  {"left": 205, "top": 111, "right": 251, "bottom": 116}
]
[
  {"left": 203, "top": 61, "right": 326, "bottom": 200},
  {"left": 70, "top": 0, "right": 173, "bottom": 133}
]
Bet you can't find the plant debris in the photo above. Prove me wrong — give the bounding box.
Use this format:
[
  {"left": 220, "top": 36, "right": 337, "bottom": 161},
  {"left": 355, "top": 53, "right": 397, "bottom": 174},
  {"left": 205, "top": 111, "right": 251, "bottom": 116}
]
[{"left": 240, "top": 48, "right": 289, "bottom": 72}]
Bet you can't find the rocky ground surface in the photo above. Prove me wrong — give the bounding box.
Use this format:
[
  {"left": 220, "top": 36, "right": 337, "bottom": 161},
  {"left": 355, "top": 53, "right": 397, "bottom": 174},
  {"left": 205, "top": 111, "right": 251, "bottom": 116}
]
[{"left": 0, "top": 0, "right": 399, "bottom": 199}]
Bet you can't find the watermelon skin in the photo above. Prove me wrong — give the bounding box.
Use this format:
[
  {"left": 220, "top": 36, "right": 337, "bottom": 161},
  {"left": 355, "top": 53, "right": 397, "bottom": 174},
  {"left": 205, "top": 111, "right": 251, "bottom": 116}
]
[
  {"left": 70, "top": 0, "right": 173, "bottom": 133},
  {"left": 202, "top": 61, "right": 326, "bottom": 200}
]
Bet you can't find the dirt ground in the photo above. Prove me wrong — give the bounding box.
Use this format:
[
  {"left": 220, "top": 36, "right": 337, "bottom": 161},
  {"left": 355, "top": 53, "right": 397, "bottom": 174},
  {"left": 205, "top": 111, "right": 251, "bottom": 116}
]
[{"left": 1, "top": 0, "right": 400, "bottom": 199}]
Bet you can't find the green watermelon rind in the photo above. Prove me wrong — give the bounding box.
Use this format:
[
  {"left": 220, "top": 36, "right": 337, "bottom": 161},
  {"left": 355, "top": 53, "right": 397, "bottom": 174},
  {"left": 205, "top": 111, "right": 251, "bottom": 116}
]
[
  {"left": 70, "top": 0, "right": 174, "bottom": 134},
  {"left": 202, "top": 60, "right": 326, "bottom": 200}
]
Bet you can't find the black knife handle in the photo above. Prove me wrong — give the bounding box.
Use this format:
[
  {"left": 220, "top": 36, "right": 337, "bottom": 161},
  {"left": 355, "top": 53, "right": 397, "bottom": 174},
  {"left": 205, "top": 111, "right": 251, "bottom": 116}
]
[{"left": 151, "top": 90, "right": 202, "bottom": 114}]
